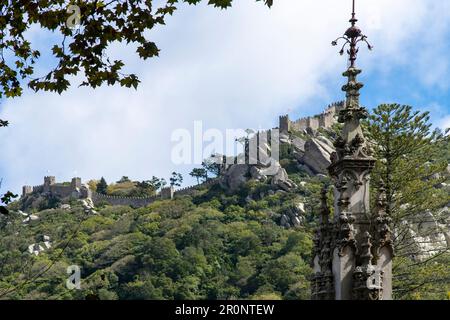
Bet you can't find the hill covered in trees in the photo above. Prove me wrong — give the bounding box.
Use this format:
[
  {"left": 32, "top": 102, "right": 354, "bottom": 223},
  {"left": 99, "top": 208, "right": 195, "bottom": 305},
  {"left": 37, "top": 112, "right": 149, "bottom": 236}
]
[
  {"left": 1, "top": 178, "right": 321, "bottom": 300},
  {"left": 1, "top": 104, "right": 449, "bottom": 300}
]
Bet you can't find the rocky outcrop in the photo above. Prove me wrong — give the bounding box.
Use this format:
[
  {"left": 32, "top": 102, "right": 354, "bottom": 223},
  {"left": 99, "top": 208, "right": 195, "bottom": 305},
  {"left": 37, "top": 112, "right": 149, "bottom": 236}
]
[
  {"left": 280, "top": 202, "right": 306, "bottom": 228},
  {"left": 221, "top": 160, "right": 297, "bottom": 192},
  {"left": 80, "top": 198, "right": 97, "bottom": 215},
  {"left": 398, "top": 207, "right": 450, "bottom": 261},
  {"left": 28, "top": 235, "right": 52, "bottom": 256},
  {"left": 301, "top": 137, "right": 334, "bottom": 174},
  {"left": 221, "top": 164, "right": 251, "bottom": 191},
  {"left": 20, "top": 210, "right": 39, "bottom": 224},
  {"left": 271, "top": 166, "right": 296, "bottom": 192},
  {"left": 280, "top": 129, "right": 336, "bottom": 176},
  {"left": 249, "top": 166, "right": 267, "bottom": 182}
]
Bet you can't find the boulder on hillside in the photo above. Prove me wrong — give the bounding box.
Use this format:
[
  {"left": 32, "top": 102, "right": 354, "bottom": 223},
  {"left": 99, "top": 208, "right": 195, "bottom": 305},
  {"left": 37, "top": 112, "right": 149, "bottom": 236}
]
[
  {"left": 221, "top": 160, "right": 297, "bottom": 192},
  {"left": 398, "top": 208, "right": 450, "bottom": 261},
  {"left": 291, "top": 136, "right": 306, "bottom": 152},
  {"left": 301, "top": 137, "right": 335, "bottom": 174},
  {"left": 250, "top": 166, "right": 267, "bottom": 182},
  {"left": 271, "top": 167, "right": 297, "bottom": 192},
  {"left": 279, "top": 133, "right": 291, "bottom": 144},
  {"left": 221, "top": 164, "right": 250, "bottom": 192},
  {"left": 60, "top": 204, "right": 71, "bottom": 210},
  {"left": 80, "top": 198, "right": 97, "bottom": 215},
  {"left": 280, "top": 202, "right": 306, "bottom": 228},
  {"left": 316, "top": 135, "right": 334, "bottom": 149}
]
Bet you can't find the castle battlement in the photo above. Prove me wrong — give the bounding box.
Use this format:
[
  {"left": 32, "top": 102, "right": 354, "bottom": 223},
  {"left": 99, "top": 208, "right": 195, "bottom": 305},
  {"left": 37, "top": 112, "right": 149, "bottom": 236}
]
[
  {"left": 279, "top": 101, "right": 345, "bottom": 133},
  {"left": 21, "top": 176, "right": 221, "bottom": 209},
  {"left": 23, "top": 176, "right": 85, "bottom": 198}
]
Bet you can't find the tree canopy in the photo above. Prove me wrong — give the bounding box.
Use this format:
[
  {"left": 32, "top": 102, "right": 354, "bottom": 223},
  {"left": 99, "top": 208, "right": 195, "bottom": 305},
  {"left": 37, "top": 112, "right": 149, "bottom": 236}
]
[
  {"left": 366, "top": 104, "right": 450, "bottom": 299},
  {"left": 0, "top": 0, "right": 272, "bottom": 99}
]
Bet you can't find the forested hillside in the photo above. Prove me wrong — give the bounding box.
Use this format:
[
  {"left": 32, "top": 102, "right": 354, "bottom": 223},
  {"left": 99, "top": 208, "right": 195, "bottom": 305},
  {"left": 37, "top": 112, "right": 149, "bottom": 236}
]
[
  {"left": 0, "top": 179, "right": 321, "bottom": 300},
  {"left": 1, "top": 104, "right": 449, "bottom": 300}
]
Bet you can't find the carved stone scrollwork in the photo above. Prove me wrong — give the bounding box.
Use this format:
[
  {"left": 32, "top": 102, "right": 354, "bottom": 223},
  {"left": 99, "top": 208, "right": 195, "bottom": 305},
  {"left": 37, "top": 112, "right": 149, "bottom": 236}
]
[
  {"left": 337, "top": 210, "right": 356, "bottom": 256},
  {"left": 339, "top": 171, "right": 353, "bottom": 189},
  {"left": 337, "top": 195, "right": 350, "bottom": 211},
  {"left": 336, "top": 170, "right": 360, "bottom": 193},
  {"left": 372, "top": 183, "right": 394, "bottom": 260},
  {"left": 352, "top": 232, "right": 383, "bottom": 300},
  {"left": 311, "top": 187, "right": 336, "bottom": 300},
  {"left": 319, "top": 186, "right": 330, "bottom": 224},
  {"left": 337, "top": 105, "right": 368, "bottom": 123},
  {"left": 360, "top": 231, "right": 373, "bottom": 266},
  {"left": 334, "top": 133, "right": 372, "bottom": 160},
  {"left": 334, "top": 135, "right": 346, "bottom": 154},
  {"left": 349, "top": 133, "right": 371, "bottom": 158},
  {"left": 322, "top": 270, "right": 335, "bottom": 300},
  {"left": 352, "top": 266, "right": 383, "bottom": 300}
]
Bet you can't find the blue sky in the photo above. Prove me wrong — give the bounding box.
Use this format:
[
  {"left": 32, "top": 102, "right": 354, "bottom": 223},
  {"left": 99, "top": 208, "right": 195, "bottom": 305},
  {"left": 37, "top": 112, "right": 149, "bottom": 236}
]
[{"left": 1, "top": 0, "right": 449, "bottom": 195}]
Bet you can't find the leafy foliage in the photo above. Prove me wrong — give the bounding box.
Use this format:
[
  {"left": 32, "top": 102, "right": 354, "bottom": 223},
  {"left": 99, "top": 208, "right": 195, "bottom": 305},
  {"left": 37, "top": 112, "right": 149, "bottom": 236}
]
[
  {"left": 1, "top": 104, "right": 449, "bottom": 300},
  {"left": 366, "top": 104, "right": 450, "bottom": 299},
  {"left": 190, "top": 168, "right": 207, "bottom": 185},
  {"left": 96, "top": 177, "right": 108, "bottom": 194},
  {"left": 0, "top": 181, "right": 312, "bottom": 300},
  {"left": 169, "top": 172, "right": 183, "bottom": 187},
  {"left": 366, "top": 104, "right": 449, "bottom": 247},
  {"left": 0, "top": 0, "right": 273, "bottom": 99}
]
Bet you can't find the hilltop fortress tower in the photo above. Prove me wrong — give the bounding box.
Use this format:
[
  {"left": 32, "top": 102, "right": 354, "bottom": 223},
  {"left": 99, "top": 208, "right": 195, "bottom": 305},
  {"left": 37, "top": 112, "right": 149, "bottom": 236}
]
[{"left": 23, "top": 176, "right": 85, "bottom": 198}]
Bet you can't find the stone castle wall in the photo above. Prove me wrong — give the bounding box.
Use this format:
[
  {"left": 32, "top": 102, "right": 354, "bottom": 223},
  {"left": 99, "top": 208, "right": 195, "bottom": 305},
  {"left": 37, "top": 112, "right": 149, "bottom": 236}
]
[
  {"left": 21, "top": 103, "right": 343, "bottom": 209},
  {"left": 22, "top": 176, "right": 221, "bottom": 209},
  {"left": 91, "top": 192, "right": 159, "bottom": 208},
  {"left": 279, "top": 101, "right": 344, "bottom": 133},
  {"left": 175, "top": 178, "right": 220, "bottom": 197},
  {"left": 23, "top": 177, "right": 81, "bottom": 198},
  {"left": 48, "top": 185, "right": 76, "bottom": 198},
  {"left": 22, "top": 185, "right": 44, "bottom": 195}
]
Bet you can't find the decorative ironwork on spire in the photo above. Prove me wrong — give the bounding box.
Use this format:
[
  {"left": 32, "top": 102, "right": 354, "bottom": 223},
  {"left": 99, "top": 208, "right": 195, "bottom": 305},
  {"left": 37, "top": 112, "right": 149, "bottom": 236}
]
[{"left": 332, "top": 0, "right": 373, "bottom": 68}]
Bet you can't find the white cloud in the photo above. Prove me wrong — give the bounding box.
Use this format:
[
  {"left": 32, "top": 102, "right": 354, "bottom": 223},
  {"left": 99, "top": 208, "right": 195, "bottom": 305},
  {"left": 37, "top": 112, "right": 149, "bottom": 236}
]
[
  {"left": 439, "top": 115, "right": 450, "bottom": 131},
  {"left": 1, "top": 0, "right": 450, "bottom": 193}
]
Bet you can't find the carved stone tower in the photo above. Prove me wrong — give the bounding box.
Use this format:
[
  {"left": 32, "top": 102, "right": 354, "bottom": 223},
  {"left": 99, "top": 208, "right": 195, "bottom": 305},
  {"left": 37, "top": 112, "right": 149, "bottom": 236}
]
[{"left": 311, "top": 0, "right": 393, "bottom": 300}]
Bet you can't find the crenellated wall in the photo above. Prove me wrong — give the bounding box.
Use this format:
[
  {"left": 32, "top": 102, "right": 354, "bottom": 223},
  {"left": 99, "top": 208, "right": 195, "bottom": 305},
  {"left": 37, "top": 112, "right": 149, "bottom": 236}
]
[
  {"left": 89, "top": 179, "right": 220, "bottom": 207},
  {"left": 175, "top": 178, "right": 220, "bottom": 197},
  {"left": 91, "top": 192, "right": 159, "bottom": 208},
  {"left": 280, "top": 101, "right": 345, "bottom": 133},
  {"left": 33, "top": 185, "right": 44, "bottom": 193},
  {"left": 22, "top": 176, "right": 82, "bottom": 198},
  {"left": 22, "top": 176, "right": 222, "bottom": 209}
]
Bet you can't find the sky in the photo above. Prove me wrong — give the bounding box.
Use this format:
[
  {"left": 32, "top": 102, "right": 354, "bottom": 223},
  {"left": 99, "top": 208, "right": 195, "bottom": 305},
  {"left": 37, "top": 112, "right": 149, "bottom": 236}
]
[{"left": 1, "top": 0, "right": 450, "bottom": 195}]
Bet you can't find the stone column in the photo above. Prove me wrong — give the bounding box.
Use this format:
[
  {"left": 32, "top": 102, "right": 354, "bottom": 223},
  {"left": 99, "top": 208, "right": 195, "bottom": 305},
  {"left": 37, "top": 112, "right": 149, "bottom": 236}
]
[{"left": 311, "top": 67, "right": 393, "bottom": 300}]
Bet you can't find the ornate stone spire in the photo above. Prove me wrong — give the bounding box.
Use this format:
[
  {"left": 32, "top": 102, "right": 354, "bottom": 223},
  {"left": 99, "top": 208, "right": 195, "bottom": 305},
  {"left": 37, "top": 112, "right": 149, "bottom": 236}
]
[
  {"left": 330, "top": 0, "right": 373, "bottom": 153},
  {"left": 311, "top": 0, "right": 393, "bottom": 300}
]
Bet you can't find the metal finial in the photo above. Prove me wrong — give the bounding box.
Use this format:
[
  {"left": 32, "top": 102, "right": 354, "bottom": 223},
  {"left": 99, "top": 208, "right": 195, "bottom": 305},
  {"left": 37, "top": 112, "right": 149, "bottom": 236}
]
[
  {"left": 351, "top": 0, "right": 356, "bottom": 20},
  {"left": 332, "top": 0, "right": 373, "bottom": 68}
]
